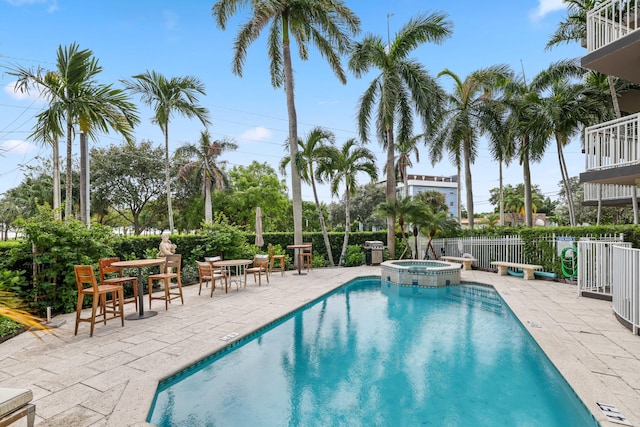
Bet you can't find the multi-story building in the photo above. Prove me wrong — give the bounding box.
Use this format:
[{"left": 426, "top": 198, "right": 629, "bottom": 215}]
[
  {"left": 580, "top": 1, "right": 640, "bottom": 208},
  {"left": 395, "top": 174, "right": 459, "bottom": 218}
]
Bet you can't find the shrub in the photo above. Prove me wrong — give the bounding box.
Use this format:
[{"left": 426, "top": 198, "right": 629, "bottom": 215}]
[{"left": 343, "top": 245, "right": 365, "bottom": 267}]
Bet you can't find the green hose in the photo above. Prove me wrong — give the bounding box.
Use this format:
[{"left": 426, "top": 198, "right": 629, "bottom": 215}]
[{"left": 560, "top": 246, "right": 577, "bottom": 278}]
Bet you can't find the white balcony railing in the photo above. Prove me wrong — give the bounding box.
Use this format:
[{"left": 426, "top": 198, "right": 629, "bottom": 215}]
[
  {"left": 583, "top": 182, "right": 640, "bottom": 202},
  {"left": 584, "top": 112, "right": 640, "bottom": 172},
  {"left": 587, "top": 0, "right": 640, "bottom": 52}
]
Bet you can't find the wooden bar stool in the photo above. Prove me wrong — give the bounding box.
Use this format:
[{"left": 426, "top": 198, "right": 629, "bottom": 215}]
[
  {"left": 98, "top": 257, "right": 138, "bottom": 307},
  {"left": 269, "top": 244, "right": 285, "bottom": 276},
  {"left": 148, "top": 254, "right": 183, "bottom": 310},
  {"left": 74, "top": 265, "right": 125, "bottom": 337}
]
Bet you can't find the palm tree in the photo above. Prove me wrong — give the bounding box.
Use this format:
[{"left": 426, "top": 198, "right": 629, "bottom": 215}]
[
  {"left": 176, "top": 130, "right": 238, "bottom": 224},
  {"left": 319, "top": 139, "right": 377, "bottom": 266},
  {"left": 212, "top": 0, "right": 360, "bottom": 248},
  {"left": 348, "top": 11, "right": 451, "bottom": 258},
  {"left": 7, "top": 43, "right": 139, "bottom": 221},
  {"left": 376, "top": 196, "right": 425, "bottom": 259},
  {"left": 122, "top": 71, "right": 210, "bottom": 233},
  {"left": 529, "top": 63, "right": 608, "bottom": 226},
  {"left": 280, "top": 127, "right": 337, "bottom": 266},
  {"left": 395, "top": 134, "right": 422, "bottom": 198},
  {"left": 415, "top": 206, "right": 458, "bottom": 259},
  {"left": 429, "top": 65, "right": 511, "bottom": 230}
]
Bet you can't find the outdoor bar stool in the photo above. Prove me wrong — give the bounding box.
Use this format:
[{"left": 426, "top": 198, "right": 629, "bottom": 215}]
[
  {"left": 269, "top": 244, "right": 285, "bottom": 277},
  {"left": 98, "top": 257, "right": 138, "bottom": 307},
  {"left": 148, "top": 254, "right": 183, "bottom": 310},
  {"left": 74, "top": 265, "right": 125, "bottom": 337},
  {"left": 299, "top": 243, "right": 313, "bottom": 272}
]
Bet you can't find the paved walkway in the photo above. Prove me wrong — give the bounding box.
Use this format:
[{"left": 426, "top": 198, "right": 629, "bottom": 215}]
[{"left": 0, "top": 266, "right": 638, "bottom": 426}]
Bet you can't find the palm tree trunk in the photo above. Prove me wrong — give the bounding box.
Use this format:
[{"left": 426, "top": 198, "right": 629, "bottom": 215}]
[
  {"left": 65, "top": 112, "right": 73, "bottom": 221},
  {"left": 51, "top": 136, "right": 61, "bottom": 221},
  {"left": 311, "top": 174, "right": 334, "bottom": 266},
  {"left": 385, "top": 127, "right": 396, "bottom": 258},
  {"left": 463, "top": 139, "right": 474, "bottom": 229},
  {"left": 204, "top": 174, "right": 212, "bottom": 224},
  {"left": 456, "top": 164, "right": 462, "bottom": 224},
  {"left": 522, "top": 146, "right": 533, "bottom": 227},
  {"left": 498, "top": 160, "right": 504, "bottom": 226},
  {"left": 282, "top": 15, "right": 303, "bottom": 249},
  {"left": 165, "top": 129, "right": 174, "bottom": 233},
  {"left": 556, "top": 136, "right": 576, "bottom": 226},
  {"left": 339, "top": 189, "right": 351, "bottom": 266}
]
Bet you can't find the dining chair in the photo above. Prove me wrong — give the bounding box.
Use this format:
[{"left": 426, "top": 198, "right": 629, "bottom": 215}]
[
  {"left": 74, "top": 265, "right": 125, "bottom": 337},
  {"left": 98, "top": 257, "right": 138, "bottom": 307},
  {"left": 246, "top": 254, "right": 269, "bottom": 286},
  {"left": 268, "top": 244, "right": 285, "bottom": 277},
  {"left": 197, "top": 261, "right": 228, "bottom": 296},
  {"left": 299, "top": 243, "right": 313, "bottom": 272},
  {"left": 148, "top": 254, "right": 183, "bottom": 310},
  {"left": 204, "top": 256, "right": 226, "bottom": 291}
]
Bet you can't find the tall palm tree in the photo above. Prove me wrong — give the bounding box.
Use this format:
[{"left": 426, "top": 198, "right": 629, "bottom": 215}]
[
  {"left": 212, "top": 0, "right": 360, "bottom": 247},
  {"left": 348, "top": 11, "right": 451, "bottom": 258},
  {"left": 319, "top": 139, "right": 377, "bottom": 266},
  {"left": 429, "top": 65, "right": 511, "bottom": 230},
  {"left": 529, "top": 63, "right": 608, "bottom": 226},
  {"left": 280, "top": 127, "right": 337, "bottom": 266},
  {"left": 176, "top": 130, "right": 238, "bottom": 224},
  {"left": 122, "top": 71, "right": 210, "bottom": 233},
  {"left": 7, "top": 43, "right": 139, "bottom": 220}
]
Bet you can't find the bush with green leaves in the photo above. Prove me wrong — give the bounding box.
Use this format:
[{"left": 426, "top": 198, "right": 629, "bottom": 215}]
[
  {"left": 6, "top": 207, "right": 117, "bottom": 315},
  {"left": 343, "top": 245, "right": 365, "bottom": 267}
]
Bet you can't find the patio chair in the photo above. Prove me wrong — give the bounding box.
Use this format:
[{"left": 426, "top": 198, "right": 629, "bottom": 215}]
[
  {"left": 269, "top": 244, "right": 285, "bottom": 277},
  {"left": 74, "top": 265, "right": 125, "bottom": 337},
  {"left": 246, "top": 254, "right": 269, "bottom": 286},
  {"left": 98, "top": 257, "right": 138, "bottom": 307},
  {"left": 148, "top": 254, "right": 183, "bottom": 310},
  {"left": 197, "top": 261, "right": 228, "bottom": 296}
]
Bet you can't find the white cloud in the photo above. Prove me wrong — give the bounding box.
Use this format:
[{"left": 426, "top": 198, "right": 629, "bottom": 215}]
[
  {"left": 240, "top": 126, "right": 272, "bottom": 141},
  {"left": 6, "top": 0, "right": 58, "bottom": 12},
  {"left": 3, "top": 81, "right": 48, "bottom": 102},
  {"left": 1, "top": 139, "right": 36, "bottom": 155},
  {"left": 163, "top": 10, "right": 178, "bottom": 31},
  {"left": 530, "top": 0, "right": 566, "bottom": 20}
]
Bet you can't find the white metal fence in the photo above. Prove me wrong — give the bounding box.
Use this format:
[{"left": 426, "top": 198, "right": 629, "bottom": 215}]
[
  {"left": 578, "top": 240, "right": 632, "bottom": 297},
  {"left": 587, "top": 0, "right": 639, "bottom": 52},
  {"left": 612, "top": 245, "right": 640, "bottom": 334}
]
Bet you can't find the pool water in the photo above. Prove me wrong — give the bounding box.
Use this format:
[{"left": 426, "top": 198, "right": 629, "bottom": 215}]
[{"left": 148, "top": 278, "right": 598, "bottom": 426}]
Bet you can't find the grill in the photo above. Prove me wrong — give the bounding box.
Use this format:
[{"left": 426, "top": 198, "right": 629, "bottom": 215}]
[{"left": 363, "top": 240, "right": 384, "bottom": 265}]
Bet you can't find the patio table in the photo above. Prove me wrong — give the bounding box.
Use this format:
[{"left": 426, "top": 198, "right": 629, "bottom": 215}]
[
  {"left": 111, "top": 258, "right": 165, "bottom": 320},
  {"left": 212, "top": 259, "right": 251, "bottom": 292},
  {"left": 286, "top": 244, "right": 312, "bottom": 275}
]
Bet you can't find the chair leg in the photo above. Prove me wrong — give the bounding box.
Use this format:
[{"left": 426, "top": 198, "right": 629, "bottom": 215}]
[
  {"left": 164, "top": 279, "right": 170, "bottom": 310},
  {"left": 75, "top": 293, "right": 84, "bottom": 335},
  {"left": 148, "top": 277, "right": 154, "bottom": 309},
  {"left": 90, "top": 296, "right": 99, "bottom": 337}
]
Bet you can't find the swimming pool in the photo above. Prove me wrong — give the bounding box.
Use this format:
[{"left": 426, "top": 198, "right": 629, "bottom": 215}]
[{"left": 148, "top": 278, "right": 598, "bottom": 426}]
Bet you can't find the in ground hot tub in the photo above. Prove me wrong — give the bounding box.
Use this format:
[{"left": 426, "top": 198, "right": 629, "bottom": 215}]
[{"left": 381, "top": 259, "right": 461, "bottom": 288}]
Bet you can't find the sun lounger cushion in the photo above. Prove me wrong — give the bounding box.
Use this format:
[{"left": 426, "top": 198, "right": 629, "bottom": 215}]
[{"left": 0, "top": 388, "right": 32, "bottom": 419}]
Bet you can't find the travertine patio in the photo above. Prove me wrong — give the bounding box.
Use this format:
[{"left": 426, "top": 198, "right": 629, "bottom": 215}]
[{"left": 1, "top": 266, "right": 638, "bottom": 426}]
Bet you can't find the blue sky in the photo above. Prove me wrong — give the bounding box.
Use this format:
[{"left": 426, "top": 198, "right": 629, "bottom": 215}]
[{"left": 0, "top": 0, "right": 583, "bottom": 213}]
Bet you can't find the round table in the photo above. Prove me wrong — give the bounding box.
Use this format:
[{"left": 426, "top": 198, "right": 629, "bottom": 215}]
[
  {"left": 212, "top": 260, "right": 252, "bottom": 292},
  {"left": 111, "top": 258, "right": 165, "bottom": 320}
]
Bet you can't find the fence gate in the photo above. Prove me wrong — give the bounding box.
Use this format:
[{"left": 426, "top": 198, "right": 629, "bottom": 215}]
[{"left": 578, "top": 240, "right": 632, "bottom": 298}]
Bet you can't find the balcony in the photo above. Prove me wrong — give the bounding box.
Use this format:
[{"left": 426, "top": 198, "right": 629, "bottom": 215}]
[
  {"left": 583, "top": 182, "right": 640, "bottom": 205},
  {"left": 580, "top": 112, "right": 640, "bottom": 186},
  {"left": 583, "top": 0, "right": 640, "bottom": 84}
]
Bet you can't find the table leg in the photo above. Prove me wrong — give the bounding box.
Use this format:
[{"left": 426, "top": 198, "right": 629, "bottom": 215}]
[
  {"left": 125, "top": 266, "right": 158, "bottom": 320},
  {"left": 294, "top": 249, "right": 306, "bottom": 276}
]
